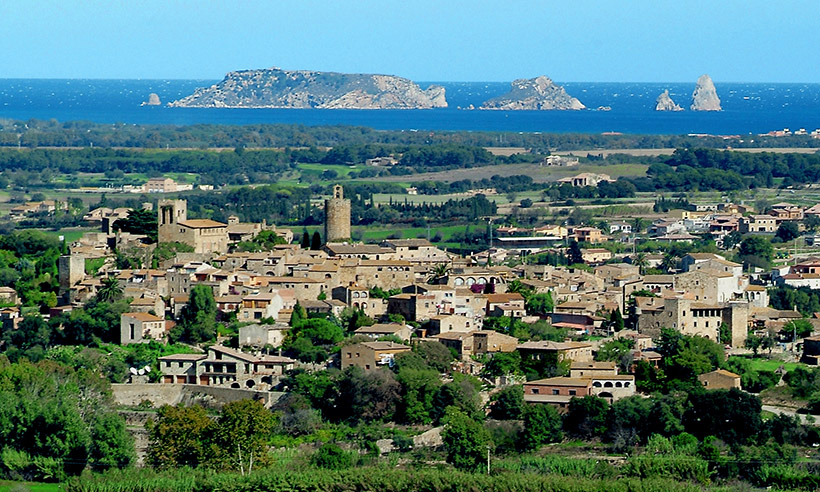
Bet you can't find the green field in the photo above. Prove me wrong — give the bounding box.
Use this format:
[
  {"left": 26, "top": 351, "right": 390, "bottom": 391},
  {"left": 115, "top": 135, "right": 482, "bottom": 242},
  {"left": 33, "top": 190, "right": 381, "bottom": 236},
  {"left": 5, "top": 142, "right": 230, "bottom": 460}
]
[{"left": 0, "top": 482, "right": 63, "bottom": 492}]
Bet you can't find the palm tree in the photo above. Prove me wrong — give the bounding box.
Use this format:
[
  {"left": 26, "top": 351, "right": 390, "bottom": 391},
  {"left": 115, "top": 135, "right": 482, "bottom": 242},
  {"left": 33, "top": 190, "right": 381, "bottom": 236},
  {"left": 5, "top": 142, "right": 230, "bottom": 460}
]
[
  {"left": 632, "top": 252, "right": 648, "bottom": 274},
  {"left": 97, "top": 276, "right": 123, "bottom": 302},
  {"left": 426, "top": 263, "right": 451, "bottom": 284},
  {"left": 632, "top": 217, "right": 647, "bottom": 234},
  {"left": 660, "top": 253, "right": 678, "bottom": 273}
]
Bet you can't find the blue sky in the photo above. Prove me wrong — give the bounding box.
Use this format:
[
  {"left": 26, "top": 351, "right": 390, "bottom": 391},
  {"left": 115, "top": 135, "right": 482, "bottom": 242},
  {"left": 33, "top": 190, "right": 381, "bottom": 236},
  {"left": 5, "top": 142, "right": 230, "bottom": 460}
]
[{"left": 2, "top": 0, "right": 815, "bottom": 82}]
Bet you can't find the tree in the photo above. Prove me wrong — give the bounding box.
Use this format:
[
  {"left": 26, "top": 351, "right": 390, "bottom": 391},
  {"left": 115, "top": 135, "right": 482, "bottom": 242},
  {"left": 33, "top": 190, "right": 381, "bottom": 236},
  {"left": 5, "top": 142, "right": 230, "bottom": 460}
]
[
  {"left": 113, "top": 208, "right": 158, "bottom": 242},
  {"left": 96, "top": 276, "right": 123, "bottom": 303},
  {"left": 211, "top": 399, "right": 275, "bottom": 474},
  {"left": 482, "top": 352, "right": 521, "bottom": 378},
  {"left": 775, "top": 221, "right": 800, "bottom": 242},
  {"left": 609, "top": 308, "right": 625, "bottom": 332},
  {"left": 632, "top": 252, "right": 648, "bottom": 274},
  {"left": 738, "top": 236, "right": 774, "bottom": 269},
  {"left": 781, "top": 318, "right": 813, "bottom": 341},
  {"left": 519, "top": 403, "right": 563, "bottom": 451},
  {"left": 290, "top": 302, "right": 307, "bottom": 327},
  {"left": 426, "top": 263, "right": 451, "bottom": 284},
  {"left": 301, "top": 231, "right": 310, "bottom": 249},
  {"left": 172, "top": 285, "right": 217, "bottom": 343},
  {"left": 722, "top": 230, "right": 743, "bottom": 250},
  {"left": 566, "top": 240, "right": 584, "bottom": 265},
  {"left": 684, "top": 388, "right": 762, "bottom": 445},
  {"left": 441, "top": 408, "right": 491, "bottom": 472},
  {"left": 397, "top": 367, "right": 441, "bottom": 424},
  {"left": 147, "top": 404, "right": 214, "bottom": 469},
  {"left": 564, "top": 396, "right": 609, "bottom": 439},
  {"left": 311, "top": 443, "right": 353, "bottom": 470},
  {"left": 526, "top": 292, "right": 554, "bottom": 316},
  {"left": 433, "top": 374, "right": 483, "bottom": 423},
  {"left": 414, "top": 341, "right": 454, "bottom": 373},
  {"left": 311, "top": 231, "right": 322, "bottom": 250},
  {"left": 488, "top": 384, "right": 524, "bottom": 420},
  {"left": 337, "top": 367, "right": 401, "bottom": 423},
  {"left": 660, "top": 253, "right": 678, "bottom": 273},
  {"left": 805, "top": 214, "right": 820, "bottom": 233}
]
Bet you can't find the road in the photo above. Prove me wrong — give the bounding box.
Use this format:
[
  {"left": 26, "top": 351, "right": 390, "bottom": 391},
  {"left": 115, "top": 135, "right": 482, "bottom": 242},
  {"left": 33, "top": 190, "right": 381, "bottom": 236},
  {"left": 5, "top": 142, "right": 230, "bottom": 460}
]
[{"left": 762, "top": 404, "right": 817, "bottom": 425}]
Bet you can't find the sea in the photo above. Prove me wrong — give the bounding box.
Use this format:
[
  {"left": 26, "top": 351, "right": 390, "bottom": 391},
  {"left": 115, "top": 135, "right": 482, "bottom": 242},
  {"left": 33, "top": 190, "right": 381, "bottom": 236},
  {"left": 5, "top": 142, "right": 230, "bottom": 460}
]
[{"left": 0, "top": 79, "right": 819, "bottom": 135}]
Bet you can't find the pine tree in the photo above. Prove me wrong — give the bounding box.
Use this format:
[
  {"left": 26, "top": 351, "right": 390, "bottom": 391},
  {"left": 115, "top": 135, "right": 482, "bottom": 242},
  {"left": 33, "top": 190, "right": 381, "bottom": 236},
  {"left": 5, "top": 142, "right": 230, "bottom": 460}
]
[
  {"left": 311, "top": 231, "right": 322, "bottom": 250},
  {"left": 301, "top": 231, "right": 310, "bottom": 249}
]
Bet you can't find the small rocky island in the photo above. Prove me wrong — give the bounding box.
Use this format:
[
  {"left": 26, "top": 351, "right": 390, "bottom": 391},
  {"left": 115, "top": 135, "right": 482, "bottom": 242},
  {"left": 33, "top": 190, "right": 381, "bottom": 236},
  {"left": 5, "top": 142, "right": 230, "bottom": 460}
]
[
  {"left": 141, "top": 93, "right": 161, "bottom": 106},
  {"left": 690, "top": 74, "right": 721, "bottom": 111},
  {"left": 480, "top": 76, "right": 585, "bottom": 110},
  {"left": 168, "top": 67, "right": 447, "bottom": 109},
  {"left": 655, "top": 90, "right": 683, "bottom": 111}
]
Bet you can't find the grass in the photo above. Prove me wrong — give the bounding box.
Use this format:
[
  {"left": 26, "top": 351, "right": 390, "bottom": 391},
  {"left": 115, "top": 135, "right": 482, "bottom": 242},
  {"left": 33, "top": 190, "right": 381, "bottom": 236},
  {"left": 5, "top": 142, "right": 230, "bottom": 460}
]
[
  {"left": 0, "top": 482, "right": 64, "bottom": 492},
  {"left": 369, "top": 162, "right": 650, "bottom": 184},
  {"left": 732, "top": 354, "right": 802, "bottom": 373}
]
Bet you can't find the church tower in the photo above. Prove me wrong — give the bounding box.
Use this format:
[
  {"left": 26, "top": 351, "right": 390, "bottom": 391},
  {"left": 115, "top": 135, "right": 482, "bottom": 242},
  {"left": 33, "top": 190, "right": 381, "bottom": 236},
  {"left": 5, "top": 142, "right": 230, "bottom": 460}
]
[
  {"left": 324, "top": 185, "right": 351, "bottom": 243},
  {"left": 157, "top": 199, "right": 187, "bottom": 243}
]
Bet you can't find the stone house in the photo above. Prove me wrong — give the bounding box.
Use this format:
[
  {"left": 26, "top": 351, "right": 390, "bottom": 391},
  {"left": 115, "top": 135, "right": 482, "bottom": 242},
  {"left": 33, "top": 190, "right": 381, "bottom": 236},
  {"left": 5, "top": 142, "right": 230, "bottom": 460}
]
[
  {"left": 121, "top": 312, "right": 166, "bottom": 344},
  {"left": 698, "top": 369, "right": 741, "bottom": 390},
  {"left": 341, "top": 341, "right": 412, "bottom": 371},
  {"left": 354, "top": 322, "right": 413, "bottom": 341},
  {"left": 238, "top": 323, "right": 290, "bottom": 348}
]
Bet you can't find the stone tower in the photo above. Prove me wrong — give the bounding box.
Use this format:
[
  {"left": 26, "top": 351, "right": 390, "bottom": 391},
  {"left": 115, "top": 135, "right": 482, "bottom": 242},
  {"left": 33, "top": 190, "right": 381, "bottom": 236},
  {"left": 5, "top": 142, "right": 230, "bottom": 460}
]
[
  {"left": 324, "top": 185, "right": 351, "bottom": 242},
  {"left": 157, "top": 199, "right": 187, "bottom": 243}
]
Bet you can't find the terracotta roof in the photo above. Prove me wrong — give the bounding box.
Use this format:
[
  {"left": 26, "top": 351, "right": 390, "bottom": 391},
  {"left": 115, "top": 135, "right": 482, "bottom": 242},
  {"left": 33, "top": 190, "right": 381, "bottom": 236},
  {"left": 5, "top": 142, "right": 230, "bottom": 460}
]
[
  {"left": 122, "top": 312, "right": 163, "bottom": 322},
  {"left": 179, "top": 219, "right": 227, "bottom": 229}
]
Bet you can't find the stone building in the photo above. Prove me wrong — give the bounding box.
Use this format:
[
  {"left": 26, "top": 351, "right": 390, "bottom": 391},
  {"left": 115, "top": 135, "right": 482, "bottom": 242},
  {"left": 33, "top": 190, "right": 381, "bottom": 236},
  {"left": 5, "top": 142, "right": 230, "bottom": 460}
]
[
  {"left": 341, "top": 341, "right": 411, "bottom": 371},
  {"left": 158, "top": 199, "right": 228, "bottom": 254},
  {"left": 121, "top": 312, "right": 166, "bottom": 344},
  {"left": 324, "top": 185, "right": 351, "bottom": 242}
]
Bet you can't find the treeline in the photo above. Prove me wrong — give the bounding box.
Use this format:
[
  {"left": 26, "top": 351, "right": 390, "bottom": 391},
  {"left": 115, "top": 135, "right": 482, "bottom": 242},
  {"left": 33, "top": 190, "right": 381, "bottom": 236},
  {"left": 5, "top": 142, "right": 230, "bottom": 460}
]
[
  {"left": 0, "top": 358, "right": 134, "bottom": 482},
  {"left": 3, "top": 118, "right": 820, "bottom": 150},
  {"left": 644, "top": 148, "right": 820, "bottom": 191}
]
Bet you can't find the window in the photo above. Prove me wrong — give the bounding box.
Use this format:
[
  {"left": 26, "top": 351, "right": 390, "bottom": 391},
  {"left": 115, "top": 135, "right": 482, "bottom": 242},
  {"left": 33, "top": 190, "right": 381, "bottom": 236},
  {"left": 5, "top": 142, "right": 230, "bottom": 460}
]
[
  {"left": 569, "top": 390, "right": 577, "bottom": 396},
  {"left": 532, "top": 388, "right": 539, "bottom": 394},
  {"left": 552, "top": 389, "right": 559, "bottom": 395}
]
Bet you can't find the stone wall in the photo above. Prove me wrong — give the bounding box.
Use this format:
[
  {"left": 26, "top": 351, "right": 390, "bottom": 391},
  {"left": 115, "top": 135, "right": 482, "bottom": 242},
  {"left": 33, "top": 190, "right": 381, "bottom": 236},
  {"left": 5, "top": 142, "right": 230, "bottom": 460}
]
[{"left": 112, "top": 383, "right": 284, "bottom": 410}]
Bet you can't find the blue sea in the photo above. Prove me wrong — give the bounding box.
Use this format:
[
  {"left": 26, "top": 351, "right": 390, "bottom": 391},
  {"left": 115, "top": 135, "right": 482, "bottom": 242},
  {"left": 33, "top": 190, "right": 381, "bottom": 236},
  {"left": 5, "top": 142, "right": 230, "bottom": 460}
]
[{"left": 0, "top": 79, "right": 819, "bottom": 135}]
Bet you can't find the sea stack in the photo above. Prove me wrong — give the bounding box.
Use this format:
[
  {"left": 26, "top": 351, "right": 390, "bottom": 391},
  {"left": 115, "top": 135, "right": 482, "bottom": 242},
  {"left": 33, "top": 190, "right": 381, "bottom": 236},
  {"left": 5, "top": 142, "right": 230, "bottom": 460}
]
[
  {"left": 655, "top": 90, "right": 683, "bottom": 111},
  {"left": 690, "top": 74, "right": 721, "bottom": 111},
  {"left": 141, "top": 93, "right": 161, "bottom": 106},
  {"left": 480, "top": 76, "right": 585, "bottom": 110}
]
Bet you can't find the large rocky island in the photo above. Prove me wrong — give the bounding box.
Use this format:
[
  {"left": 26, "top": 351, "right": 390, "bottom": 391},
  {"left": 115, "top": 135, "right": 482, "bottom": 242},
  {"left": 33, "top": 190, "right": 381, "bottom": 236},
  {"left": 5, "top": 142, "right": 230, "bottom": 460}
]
[
  {"left": 480, "top": 76, "right": 585, "bottom": 110},
  {"left": 655, "top": 90, "right": 683, "bottom": 111},
  {"left": 168, "top": 67, "right": 447, "bottom": 109},
  {"left": 690, "top": 74, "right": 721, "bottom": 111}
]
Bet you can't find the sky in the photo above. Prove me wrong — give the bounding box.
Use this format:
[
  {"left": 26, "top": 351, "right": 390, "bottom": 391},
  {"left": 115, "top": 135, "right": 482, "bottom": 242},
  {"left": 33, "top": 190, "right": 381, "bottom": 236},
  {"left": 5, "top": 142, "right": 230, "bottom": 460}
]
[{"left": 1, "top": 0, "right": 816, "bottom": 83}]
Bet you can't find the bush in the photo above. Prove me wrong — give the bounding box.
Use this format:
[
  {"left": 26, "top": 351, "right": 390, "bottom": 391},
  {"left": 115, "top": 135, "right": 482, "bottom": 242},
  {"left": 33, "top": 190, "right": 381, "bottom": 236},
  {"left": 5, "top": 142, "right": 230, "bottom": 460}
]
[{"left": 311, "top": 443, "right": 353, "bottom": 470}]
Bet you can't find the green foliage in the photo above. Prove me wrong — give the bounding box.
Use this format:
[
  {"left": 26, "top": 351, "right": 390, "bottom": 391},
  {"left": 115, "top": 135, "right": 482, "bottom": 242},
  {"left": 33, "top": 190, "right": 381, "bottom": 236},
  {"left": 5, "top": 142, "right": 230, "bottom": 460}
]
[
  {"left": 432, "top": 374, "right": 483, "bottom": 423},
  {"left": 152, "top": 241, "right": 194, "bottom": 265},
  {"left": 0, "top": 358, "right": 133, "bottom": 479},
  {"left": 147, "top": 404, "right": 214, "bottom": 469},
  {"left": 783, "top": 366, "right": 820, "bottom": 398},
  {"left": 595, "top": 338, "right": 633, "bottom": 364},
  {"left": 564, "top": 396, "right": 609, "bottom": 439},
  {"left": 605, "top": 396, "right": 653, "bottom": 449},
  {"left": 775, "top": 221, "right": 800, "bottom": 242},
  {"left": 170, "top": 285, "right": 217, "bottom": 343},
  {"left": 311, "top": 443, "right": 353, "bottom": 470},
  {"left": 488, "top": 385, "right": 524, "bottom": 420},
  {"left": 413, "top": 341, "right": 453, "bottom": 373},
  {"left": 609, "top": 308, "right": 625, "bottom": 332},
  {"left": 96, "top": 276, "right": 123, "bottom": 303},
  {"left": 723, "top": 356, "right": 781, "bottom": 392},
  {"left": 519, "top": 403, "right": 563, "bottom": 451},
  {"left": 441, "top": 408, "right": 491, "bottom": 472},
  {"left": 658, "top": 328, "right": 724, "bottom": 385},
  {"left": 210, "top": 400, "right": 276, "bottom": 473},
  {"left": 396, "top": 367, "right": 441, "bottom": 424},
  {"left": 525, "top": 292, "right": 554, "bottom": 316},
  {"left": 235, "top": 230, "right": 287, "bottom": 252},
  {"left": 481, "top": 351, "right": 521, "bottom": 378},
  {"left": 113, "top": 208, "right": 158, "bottom": 242},
  {"left": 336, "top": 367, "right": 401, "bottom": 423},
  {"left": 567, "top": 240, "right": 584, "bottom": 265},
  {"left": 369, "top": 286, "right": 401, "bottom": 299},
  {"left": 683, "top": 388, "right": 762, "bottom": 445},
  {"left": 738, "top": 236, "right": 773, "bottom": 269}
]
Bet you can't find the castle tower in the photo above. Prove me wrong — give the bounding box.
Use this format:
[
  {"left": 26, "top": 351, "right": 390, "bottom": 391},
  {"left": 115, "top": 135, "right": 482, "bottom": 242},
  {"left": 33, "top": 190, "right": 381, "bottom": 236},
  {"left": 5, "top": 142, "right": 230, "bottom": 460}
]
[
  {"left": 324, "top": 184, "right": 351, "bottom": 243},
  {"left": 157, "top": 199, "right": 187, "bottom": 243}
]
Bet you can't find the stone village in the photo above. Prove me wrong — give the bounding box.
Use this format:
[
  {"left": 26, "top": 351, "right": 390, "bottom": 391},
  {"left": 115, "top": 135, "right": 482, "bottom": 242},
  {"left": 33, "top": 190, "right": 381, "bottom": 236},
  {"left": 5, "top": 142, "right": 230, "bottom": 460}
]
[{"left": 25, "top": 184, "right": 820, "bottom": 411}]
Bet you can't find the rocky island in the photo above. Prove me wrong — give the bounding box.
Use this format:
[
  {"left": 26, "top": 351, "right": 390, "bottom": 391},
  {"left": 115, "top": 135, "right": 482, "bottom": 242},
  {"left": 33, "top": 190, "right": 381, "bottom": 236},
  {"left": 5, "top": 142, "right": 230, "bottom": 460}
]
[
  {"left": 690, "top": 74, "right": 721, "bottom": 111},
  {"left": 168, "top": 67, "right": 447, "bottom": 109},
  {"left": 480, "top": 76, "right": 585, "bottom": 110},
  {"left": 141, "top": 93, "right": 161, "bottom": 106},
  {"left": 655, "top": 90, "right": 683, "bottom": 111}
]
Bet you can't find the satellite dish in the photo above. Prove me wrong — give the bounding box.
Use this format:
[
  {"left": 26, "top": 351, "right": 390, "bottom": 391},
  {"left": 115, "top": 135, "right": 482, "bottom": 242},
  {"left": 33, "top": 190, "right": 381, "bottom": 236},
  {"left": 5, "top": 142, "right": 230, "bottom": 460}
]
[
  {"left": 129, "top": 367, "right": 138, "bottom": 375},
  {"left": 138, "top": 368, "right": 146, "bottom": 376},
  {"left": 144, "top": 365, "right": 151, "bottom": 372}
]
